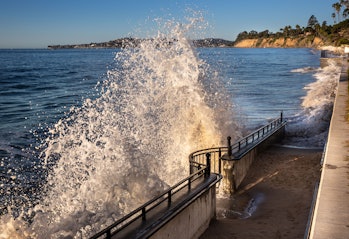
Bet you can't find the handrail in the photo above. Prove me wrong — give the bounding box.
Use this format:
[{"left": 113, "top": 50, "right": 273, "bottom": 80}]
[
  {"left": 231, "top": 114, "right": 285, "bottom": 154},
  {"left": 189, "top": 112, "right": 286, "bottom": 174},
  {"left": 90, "top": 113, "right": 286, "bottom": 238},
  {"left": 189, "top": 147, "right": 228, "bottom": 175},
  {"left": 90, "top": 156, "right": 212, "bottom": 239}
]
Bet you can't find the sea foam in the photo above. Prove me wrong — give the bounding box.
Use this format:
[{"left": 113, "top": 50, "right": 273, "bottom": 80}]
[
  {"left": 0, "top": 15, "right": 239, "bottom": 238},
  {"left": 285, "top": 59, "right": 341, "bottom": 147}
]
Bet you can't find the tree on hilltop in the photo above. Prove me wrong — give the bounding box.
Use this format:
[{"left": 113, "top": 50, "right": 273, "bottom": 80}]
[
  {"left": 295, "top": 24, "right": 303, "bottom": 35},
  {"left": 332, "top": 2, "right": 342, "bottom": 23},
  {"left": 341, "top": 0, "right": 349, "bottom": 17},
  {"left": 332, "top": 0, "right": 349, "bottom": 23},
  {"left": 233, "top": 1, "right": 349, "bottom": 47},
  {"left": 332, "top": 12, "right": 336, "bottom": 23},
  {"left": 307, "top": 15, "right": 319, "bottom": 30}
]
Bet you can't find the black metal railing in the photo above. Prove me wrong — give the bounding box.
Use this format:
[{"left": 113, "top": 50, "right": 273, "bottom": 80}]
[
  {"left": 189, "top": 112, "right": 286, "bottom": 174},
  {"left": 90, "top": 113, "right": 286, "bottom": 238},
  {"left": 189, "top": 146, "right": 228, "bottom": 175},
  {"left": 90, "top": 156, "right": 212, "bottom": 239},
  {"left": 231, "top": 112, "right": 285, "bottom": 154}
]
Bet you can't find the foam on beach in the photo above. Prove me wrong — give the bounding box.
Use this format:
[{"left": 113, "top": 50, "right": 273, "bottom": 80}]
[{"left": 285, "top": 59, "right": 341, "bottom": 147}]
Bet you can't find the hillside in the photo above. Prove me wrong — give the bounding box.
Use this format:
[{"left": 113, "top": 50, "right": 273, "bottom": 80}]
[
  {"left": 234, "top": 36, "right": 324, "bottom": 48},
  {"left": 48, "top": 19, "right": 349, "bottom": 50},
  {"left": 234, "top": 19, "right": 349, "bottom": 48}
]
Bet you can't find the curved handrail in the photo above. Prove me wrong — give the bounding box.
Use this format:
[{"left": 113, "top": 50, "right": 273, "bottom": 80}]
[
  {"left": 90, "top": 113, "right": 286, "bottom": 238},
  {"left": 189, "top": 113, "right": 286, "bottom": 174},
  {"left": 189, "top": 147, "right": 228, "bottom": 175}
]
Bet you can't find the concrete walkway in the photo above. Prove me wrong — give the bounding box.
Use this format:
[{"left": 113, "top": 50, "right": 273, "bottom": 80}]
[{"left": 309, "top": 58, "right": 349, "bottom": 239}]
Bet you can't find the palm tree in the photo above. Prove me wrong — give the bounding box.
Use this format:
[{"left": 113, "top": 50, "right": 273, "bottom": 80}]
[
  {"left": 332, "top": 12, "right": 337, "bottom": 23},
  {"left": 340, "top": 0, "right": 349, "bottom": 19},
  {"left": 295, "top": 24, "right": 302, "bottom": 34},
  {"left": 307, "top": 15, "right": 319, "bottom": 30},
  {"left": 332, "top": 2, "right": 342, "bottom": 22},
  {"left": 340, "top": 0, "right": 349, "bottom": 9},
  {"left": 343, "top": 8, "right": 349, "bottom": 18}
]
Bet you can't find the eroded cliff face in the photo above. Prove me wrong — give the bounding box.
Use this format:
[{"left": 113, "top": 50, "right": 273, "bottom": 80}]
[{"left": 234, "top": 36, "right": 324, "bottom": 48}]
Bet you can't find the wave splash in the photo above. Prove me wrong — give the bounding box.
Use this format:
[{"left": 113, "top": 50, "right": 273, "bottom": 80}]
[
  {"left": 0, "top": 16, "right": 239, "bottom": 238},
  {"left": 291, "top": 66, "right": 318, "bottom": 73},
  {"left": 285, "top": 60, "right": 341, "bottom": 147}
]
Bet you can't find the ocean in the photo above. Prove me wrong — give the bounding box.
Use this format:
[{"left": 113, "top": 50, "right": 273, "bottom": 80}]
[{"left": 0, "top": 37, "right": 341, "bottom": 237}]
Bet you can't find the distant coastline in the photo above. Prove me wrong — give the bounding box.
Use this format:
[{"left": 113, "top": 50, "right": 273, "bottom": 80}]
[
  {"left": 46, "top": 36, "right": 340, "bottom": 50},
  {"left": 48, "top": 19, "right": 349, "bottom": 50},
  {"left": 47, "top": 38, "right": 235, "bottom": 49}
]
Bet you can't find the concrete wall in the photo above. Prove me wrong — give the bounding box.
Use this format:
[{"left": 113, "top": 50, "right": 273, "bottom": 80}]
[
  {"left": 232, "top": 148, "right": 256, "bottom": 190},
  {"left": 222, "top": 149, "right": 255, "bottom": 194},
  {"left": 320, "top": 57, "right": 343, "bottom": 68},
  {"left": 222, "top": 125, "right": 285, "bottom": 194},
  {"left": 150, "top": 186, "right": 216, "bottom": 239},
  {"left": 308, "top": 59, "right": 349, "bottom": 239}
]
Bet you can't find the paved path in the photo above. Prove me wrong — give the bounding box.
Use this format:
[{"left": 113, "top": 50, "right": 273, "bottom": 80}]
[{"left": 309, "top": 58, "right": 349, "bottom": 239}]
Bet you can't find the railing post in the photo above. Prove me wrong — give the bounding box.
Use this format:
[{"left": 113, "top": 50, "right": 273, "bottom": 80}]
[
  {"left": 218, "top": 148, "right": 222, "bottom": 174},
  {"left": 168, "top": 191, "right": 172, "bottom": 207},
  {"left": 189, "top": 155, "right": 194, "bottom": 174},
  {"left": 227, "top": 136, "right": 232, "bottom": 156},
  {"left": 205, "top": 153, "right": 211, "bottom": 178},
  {"left": 280, "top": 111, "right": 283, "bottom": 123},
  {"left": 142, "top": 207, "right": 146, "bottom": 221}
]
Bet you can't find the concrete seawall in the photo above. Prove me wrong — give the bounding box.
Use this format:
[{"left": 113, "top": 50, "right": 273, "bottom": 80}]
[
  {"left": 148, "top": 120, "right": 286, "bottom": 238},
  {"left": 151, "top": 185, "right": 217, "bottom": 239},
  {"left": 90, "top": 172, "right": 221, "bottom": 239},
  {"left": 222, "top": 124, "right": 286, "bottom": 194},
  {"left": 309, "top": 58, "right": 349, "bottom": 238}
]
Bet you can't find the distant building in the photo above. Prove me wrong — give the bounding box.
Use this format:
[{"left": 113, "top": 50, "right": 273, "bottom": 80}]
[{"left": 344, "top": 46, "right": 349, "bottom": 56}]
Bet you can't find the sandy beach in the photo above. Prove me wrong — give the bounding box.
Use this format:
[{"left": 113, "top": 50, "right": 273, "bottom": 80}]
[{"left": 200, "top": 145, "right": 322, "bottom": 239}]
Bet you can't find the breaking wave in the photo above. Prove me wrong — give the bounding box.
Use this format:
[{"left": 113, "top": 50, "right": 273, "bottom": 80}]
[
  {"left": 0, "top": 15, "right": 239, "bottom": 238},
  {"left": 285, "top": 60, "right": 342, "bottom": 147}
]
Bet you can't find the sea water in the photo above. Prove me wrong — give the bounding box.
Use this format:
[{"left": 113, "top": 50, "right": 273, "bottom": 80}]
[{"left": 0, "top": 21, "right": 341, "bottom": 238}]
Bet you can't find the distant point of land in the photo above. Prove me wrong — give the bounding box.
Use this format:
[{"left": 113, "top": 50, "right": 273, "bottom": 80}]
[
  {"left": 48, "top": 38, "right": 235, "bottom": 50},
  {"left": 48, "top": 19, "right": 349, "bottom": 49}
]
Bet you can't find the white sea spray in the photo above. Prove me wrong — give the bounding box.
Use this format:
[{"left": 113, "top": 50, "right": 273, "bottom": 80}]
[
  {"left": 286, "top": 59, "right": 341, "bottom": 147},
  {"left": 0, "top": 15, "right": 239, "bottom": 238}
]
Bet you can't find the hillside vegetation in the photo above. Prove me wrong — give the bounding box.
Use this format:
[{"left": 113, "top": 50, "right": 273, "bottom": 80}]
[
  {"left": 234, "top": 10, "right": 349, "bottom": 48},
  {"left": 49, "top": 1, "right": 349, "bottom": 49}
]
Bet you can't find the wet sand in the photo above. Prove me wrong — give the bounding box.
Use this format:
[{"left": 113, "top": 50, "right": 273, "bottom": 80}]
[{"left": 200, "top": 145, "right": 322, "bottom": 239}]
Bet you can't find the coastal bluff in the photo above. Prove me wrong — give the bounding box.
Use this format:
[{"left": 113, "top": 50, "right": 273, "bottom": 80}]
[
  {"left": 234, "top": 36, "right": 324, "bottom": 48},
  {"left": 48, "top": 36, "right": 326, "bottom": 49}
]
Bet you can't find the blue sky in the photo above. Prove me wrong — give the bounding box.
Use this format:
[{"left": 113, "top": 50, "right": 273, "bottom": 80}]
[{"left": 0, "top": 0, "right": 337, "bottom": 48}]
